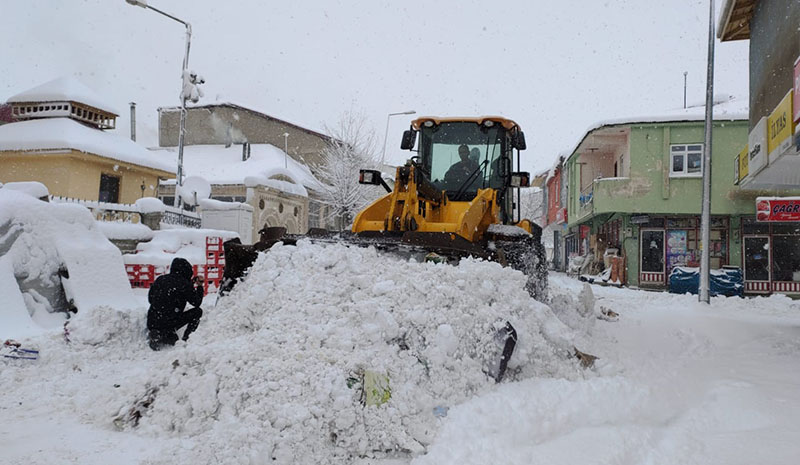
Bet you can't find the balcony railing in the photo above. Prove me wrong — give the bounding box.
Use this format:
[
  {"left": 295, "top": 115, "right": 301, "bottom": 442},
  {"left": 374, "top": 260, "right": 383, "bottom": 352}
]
[{"left": 578, "top": 184, "right": 593, "bottom": 218}]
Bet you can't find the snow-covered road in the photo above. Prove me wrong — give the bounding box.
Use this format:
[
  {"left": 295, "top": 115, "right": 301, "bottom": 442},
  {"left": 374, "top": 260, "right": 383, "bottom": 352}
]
[
  {"left": 416, "top": 274, "right": 800, "bottom": 464},
  {"left": 2, "top": 260, "right": 799, "bottom": 464}
]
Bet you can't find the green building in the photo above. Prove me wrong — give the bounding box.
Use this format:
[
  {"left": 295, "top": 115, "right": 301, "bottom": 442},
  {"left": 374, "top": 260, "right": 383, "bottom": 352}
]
[{"left": 564, "top": 100, "right": 800, "bottom": 293}]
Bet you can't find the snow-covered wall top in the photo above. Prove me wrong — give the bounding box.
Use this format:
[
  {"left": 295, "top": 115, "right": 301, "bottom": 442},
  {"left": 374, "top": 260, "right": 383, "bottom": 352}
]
[
  {"left": 155, "top": 144, "right": 324, "bottom": 193},
  {"left": 6, "top": 76, "right": 120, "bottom": 115},
  {"left": 125, "top": 228, "right": 239, "bottom": 266},
  {"left": 0, "top": 118, "right": 175, "bottom": 173}
]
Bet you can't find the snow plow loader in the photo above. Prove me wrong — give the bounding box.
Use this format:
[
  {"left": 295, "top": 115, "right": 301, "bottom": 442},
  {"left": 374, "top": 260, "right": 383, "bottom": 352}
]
[{"left": 222, "top": 116, "right": 547, "bottom": 301}]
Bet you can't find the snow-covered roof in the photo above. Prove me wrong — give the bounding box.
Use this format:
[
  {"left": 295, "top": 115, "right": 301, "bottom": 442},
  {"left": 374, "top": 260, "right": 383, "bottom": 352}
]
[
  {"left": 0, "top": 118, "right": 176, "bottom": 174},
  {"left": 6, "top": 76, "right": 119, "bottom": 115},
  {"left": 156, "top": 144, "right": 325, "bottom": 193},
  {"left": 565, "top": 95, "right": 748, "bottom": 159},
  {"left": 588, "top": 95, "right": 748, "bottom": 130}
]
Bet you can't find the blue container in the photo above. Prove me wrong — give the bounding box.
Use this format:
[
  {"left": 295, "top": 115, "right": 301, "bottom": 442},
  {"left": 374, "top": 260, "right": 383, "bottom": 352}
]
[{"left": 668, "top": 267, "right": 743, "bottom": 297}]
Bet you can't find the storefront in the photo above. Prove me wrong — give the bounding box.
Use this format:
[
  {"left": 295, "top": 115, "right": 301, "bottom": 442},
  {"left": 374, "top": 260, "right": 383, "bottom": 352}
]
[
  {"left": 742, "top": 218, "right": 800, "bottom": 294},
  {"left": 637, "top": 216, "right": 730, "bottom": 287}
]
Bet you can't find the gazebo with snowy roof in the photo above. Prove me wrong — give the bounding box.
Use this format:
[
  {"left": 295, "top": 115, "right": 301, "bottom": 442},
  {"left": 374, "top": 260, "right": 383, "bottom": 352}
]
[
  {"left": 0, "top": 76, "right": 174, "bottom": 204},
  {"left": 7, "top": 76, "right": 119, "bottom": 130}
]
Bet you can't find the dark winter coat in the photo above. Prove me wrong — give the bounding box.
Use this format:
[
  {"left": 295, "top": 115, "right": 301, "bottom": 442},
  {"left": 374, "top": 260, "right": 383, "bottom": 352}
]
[{"left": 146, "top": 258, "right": 204, "bottom": 331}]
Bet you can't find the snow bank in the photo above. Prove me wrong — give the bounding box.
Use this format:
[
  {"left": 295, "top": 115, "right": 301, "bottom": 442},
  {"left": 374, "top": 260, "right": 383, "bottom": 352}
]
[
  {"left": 0, "top": 189, "right": 137, "bottom": 336},
  {"left": 52, "top": 241, "right": 582, "bottom": 464},
  {"left": 1, "top": 181, "right": 49, "bottom": 199}
]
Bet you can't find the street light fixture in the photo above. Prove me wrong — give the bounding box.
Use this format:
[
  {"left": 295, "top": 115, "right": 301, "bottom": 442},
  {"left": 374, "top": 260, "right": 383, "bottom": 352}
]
[
  {"left": 125, "top": 0, "right": 193, "bottom": 213},
  {"left": 381, "top": 110, "right": 416, "bottom": 166}
]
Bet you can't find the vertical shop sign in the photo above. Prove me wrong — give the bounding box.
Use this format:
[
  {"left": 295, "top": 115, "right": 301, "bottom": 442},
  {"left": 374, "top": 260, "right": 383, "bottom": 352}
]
[
  {"left": 767, "top": 90, "right": 793, "bottom": 158},
  {"left": 748, "top": 117, "right": 768, "bottom": 176},
  {"left": 794, "top": 56, "right": 800, "bottom": 124}
]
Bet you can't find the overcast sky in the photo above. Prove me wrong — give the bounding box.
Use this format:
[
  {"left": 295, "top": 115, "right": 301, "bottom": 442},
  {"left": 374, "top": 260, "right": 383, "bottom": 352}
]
[{"left": 3, "top": 0, "right": 748, "bottom": 173}]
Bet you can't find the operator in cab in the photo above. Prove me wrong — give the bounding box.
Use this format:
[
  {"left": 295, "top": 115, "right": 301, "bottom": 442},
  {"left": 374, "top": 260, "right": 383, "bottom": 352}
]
[{"left": 443, "top": 144, "right": 480, "bottom": 189}]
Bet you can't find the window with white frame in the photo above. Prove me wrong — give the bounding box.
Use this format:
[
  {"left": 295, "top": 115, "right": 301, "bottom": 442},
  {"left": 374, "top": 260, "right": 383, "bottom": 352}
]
[{"left": 670, "top": 144, "right": 703, "bottom": 177}]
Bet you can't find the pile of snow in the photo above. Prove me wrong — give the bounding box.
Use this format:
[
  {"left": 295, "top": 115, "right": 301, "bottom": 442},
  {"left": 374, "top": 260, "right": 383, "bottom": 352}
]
[
  {"left": 135, "top": 197, "right": 166, "bottom": 214},
  {"left": 0, "top": 118, "right": 175, "bottom": 173},
  {"left": 0, "top": 189, "right": 136, "bottom": 340},
  {"left": 52, "top": 241, "right": 583, "bottom": 464},
  {"left": 96, "top": 221, "right": 154, "bottom": 241},
  {"left": 125, "top": 228, "right": 238, "bottom": 266},
  {"left": 1, "top": 180, "right": 49, "bottom": 199}
]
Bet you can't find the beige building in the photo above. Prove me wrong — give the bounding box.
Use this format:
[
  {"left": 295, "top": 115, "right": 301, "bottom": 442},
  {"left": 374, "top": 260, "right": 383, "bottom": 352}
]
[
  {"left": 158, "top": 103, "right": 331, "bottom": 169},
  {"left": 0, "top": 77, "right": 174, "bottom": 203}
]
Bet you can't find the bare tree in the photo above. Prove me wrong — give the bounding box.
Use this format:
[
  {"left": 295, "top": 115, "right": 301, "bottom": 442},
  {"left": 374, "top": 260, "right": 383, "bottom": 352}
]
[
  {"left": 519, "top": 187, "right": 545, "bottom": 225},
  {"left": 314, "top": 111, "right": 381, "bottom": 230}
]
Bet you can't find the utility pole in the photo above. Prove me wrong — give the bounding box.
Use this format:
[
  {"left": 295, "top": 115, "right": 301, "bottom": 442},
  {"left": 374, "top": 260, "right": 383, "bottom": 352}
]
[
  {"left": 683, "top": 71, "right": 688, "bottom": 109},
  {"left": 699, "top": 0, "right": 715, "bottom": 304}
]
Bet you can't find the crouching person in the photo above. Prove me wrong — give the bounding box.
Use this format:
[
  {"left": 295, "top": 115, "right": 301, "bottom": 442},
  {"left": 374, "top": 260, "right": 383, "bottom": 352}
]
[{"left": 147, "top": 257, "right": 204, "bottom": 351}]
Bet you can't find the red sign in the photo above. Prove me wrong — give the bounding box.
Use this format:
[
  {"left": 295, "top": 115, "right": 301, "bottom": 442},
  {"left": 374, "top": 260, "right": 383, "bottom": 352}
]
[
  {"left": 757, "top": 198, "right": 800, "bottom": 222},
  {"left": 555, "top": 207, "right": 567, "bottom": 224},
  {"left": 795, "top": 56, "right": 800, "bottom": 123}
]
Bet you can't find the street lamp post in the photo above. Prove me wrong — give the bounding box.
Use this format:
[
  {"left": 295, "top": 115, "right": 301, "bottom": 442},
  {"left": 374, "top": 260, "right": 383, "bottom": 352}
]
[
  {"left": 125, "top": 0, "right": 192, "bottom": 213},
  {"left": 699, "top": 0, "right": 715, "bottom": 304},
  {"left": 380, "top": 110, "right": 416, "bottom": 166}
]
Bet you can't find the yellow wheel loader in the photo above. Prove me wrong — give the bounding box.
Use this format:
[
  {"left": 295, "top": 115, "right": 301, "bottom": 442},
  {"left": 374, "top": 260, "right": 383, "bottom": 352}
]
[{"left": 222, "top": 116, "right": 547, "bottom": 301}]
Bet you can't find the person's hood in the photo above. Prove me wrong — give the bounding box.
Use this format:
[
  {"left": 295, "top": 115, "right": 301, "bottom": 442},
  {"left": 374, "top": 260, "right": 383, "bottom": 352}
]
[{"left": 170, "top": 257, "right": 194, "bottom": 279}]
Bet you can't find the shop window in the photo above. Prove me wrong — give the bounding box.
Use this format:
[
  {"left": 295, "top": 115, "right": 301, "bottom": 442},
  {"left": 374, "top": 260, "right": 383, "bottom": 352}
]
[
  {"left": 772, "top": 236, "right": 800, "bottom": 282},
  {"left": 743, "top": 237, "right": 770, "bottom": 281},
  {"left": 771, "top": 224, "right": 800, "bottom": 235},
  {"left": 670, "top": 144, "right": 703, "bottom": 177},
  {"left": 99, "top": 174, "right": 120, "bottom": 203}
]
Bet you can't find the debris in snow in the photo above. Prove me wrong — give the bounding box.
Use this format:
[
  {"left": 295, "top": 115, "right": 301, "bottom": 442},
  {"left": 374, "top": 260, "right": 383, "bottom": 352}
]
[{"left": 598, "top": 306, "right": 619, "bottom": 322}]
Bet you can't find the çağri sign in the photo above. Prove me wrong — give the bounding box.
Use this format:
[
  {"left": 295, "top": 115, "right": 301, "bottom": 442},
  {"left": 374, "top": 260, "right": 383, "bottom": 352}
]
[{"left": 756, "top": 197, "right": 800, "bottom": 222}]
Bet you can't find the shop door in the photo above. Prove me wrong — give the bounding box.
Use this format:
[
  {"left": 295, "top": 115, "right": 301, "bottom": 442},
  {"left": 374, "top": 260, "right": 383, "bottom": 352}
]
[
  {"left": 743, "top": 236, "right": 771, "bottom": 293},
  {"left": 640, "top": 229, "right": 665, "bottom": 285}
]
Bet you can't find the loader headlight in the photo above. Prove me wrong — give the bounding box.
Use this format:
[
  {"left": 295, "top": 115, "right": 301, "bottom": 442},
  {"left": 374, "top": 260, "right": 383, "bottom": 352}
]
[
  {"left": 423, "top": 120, "right": 435, "bottom": 128},
  {"left": 483, "top": 120, "right": 495, "bottom": 128}
]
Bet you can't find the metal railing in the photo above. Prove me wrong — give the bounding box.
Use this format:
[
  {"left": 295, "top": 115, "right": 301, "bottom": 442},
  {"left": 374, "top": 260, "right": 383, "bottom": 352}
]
[
  {"left": 49, "top": 196, "right": 142, "bottom": 223},
  {"left": 578, "top": 184, "right": 594, "bottom": 218},
  {"left": 162, "top": 205, "right": 201, "bottom": 228}
]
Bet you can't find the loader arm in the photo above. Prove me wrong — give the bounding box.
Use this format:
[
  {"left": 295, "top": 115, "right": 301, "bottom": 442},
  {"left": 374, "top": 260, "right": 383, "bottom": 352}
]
[{"left": 352, "top": 163, "right": 500, "bottom": 242}]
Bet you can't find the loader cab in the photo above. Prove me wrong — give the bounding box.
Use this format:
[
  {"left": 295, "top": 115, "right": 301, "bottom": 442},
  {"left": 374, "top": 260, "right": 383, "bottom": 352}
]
[{"left": 404, "top": 117, "right": 528, "bottom": 222}]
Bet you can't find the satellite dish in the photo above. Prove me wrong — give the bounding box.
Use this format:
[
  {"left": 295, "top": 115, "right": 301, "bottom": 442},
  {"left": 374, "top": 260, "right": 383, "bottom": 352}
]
[{"left": 178, "top": 176, "right": 212, "bottom": 206}]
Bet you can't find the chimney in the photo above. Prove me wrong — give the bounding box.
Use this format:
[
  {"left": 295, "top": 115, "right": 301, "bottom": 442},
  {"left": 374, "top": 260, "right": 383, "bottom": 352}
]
[
  {"left": 129, "top": 102, "right": 137, "bottom": 141},
  {"left": 242, "top": 142, "right": 251, "bottom": 161}
]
